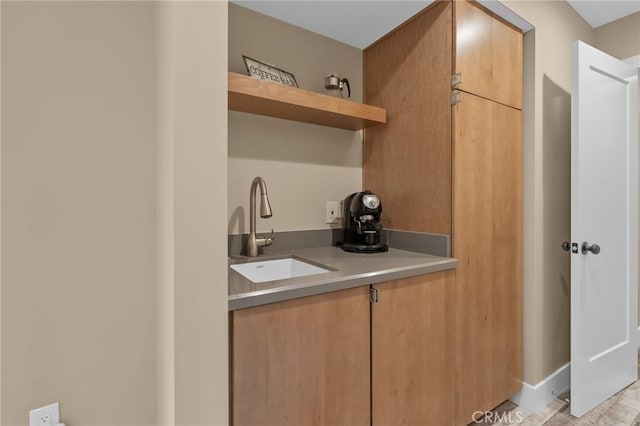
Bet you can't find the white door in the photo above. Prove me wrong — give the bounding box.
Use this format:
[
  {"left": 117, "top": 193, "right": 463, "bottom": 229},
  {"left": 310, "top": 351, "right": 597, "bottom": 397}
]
[{"left": 570, "top": 40, "right": 639, "bottom": 417}]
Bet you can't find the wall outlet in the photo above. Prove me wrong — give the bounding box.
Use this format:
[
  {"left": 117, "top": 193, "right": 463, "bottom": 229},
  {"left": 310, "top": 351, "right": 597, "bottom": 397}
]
[
  {"left": 326, "top": 201, "right": 339, "bottom": 224},
  {"left": 29, "top": 402, "right": 60, "bottom": 426}
]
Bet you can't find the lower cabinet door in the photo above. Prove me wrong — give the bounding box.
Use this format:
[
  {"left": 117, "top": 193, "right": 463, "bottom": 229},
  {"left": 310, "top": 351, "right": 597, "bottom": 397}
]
[
  {"left": 231, "top": 286, "right": 371, "bottom": 426},
  {"left": 372, "top": 271, "right": 455, "bottom": 426}
]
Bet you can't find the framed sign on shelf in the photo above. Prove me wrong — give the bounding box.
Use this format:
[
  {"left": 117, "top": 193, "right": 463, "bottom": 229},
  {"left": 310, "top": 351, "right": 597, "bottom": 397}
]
[{"left": 242, "top": 55, "right": 298, "bottom": 88}]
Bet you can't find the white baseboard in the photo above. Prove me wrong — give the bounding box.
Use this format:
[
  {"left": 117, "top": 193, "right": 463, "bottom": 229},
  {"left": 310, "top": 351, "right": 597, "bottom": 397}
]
[
  {"left": 509, "top": 363, "right": 570, "bottom": 414},
  {"left": 511, "top": 327, "right": 640, "bottom": 413}
]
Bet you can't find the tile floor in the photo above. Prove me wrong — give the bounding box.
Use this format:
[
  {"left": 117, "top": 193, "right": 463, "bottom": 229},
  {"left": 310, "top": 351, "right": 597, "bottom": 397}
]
[{"left": 474, "top": 350, "right": 640, "bottom": 425}]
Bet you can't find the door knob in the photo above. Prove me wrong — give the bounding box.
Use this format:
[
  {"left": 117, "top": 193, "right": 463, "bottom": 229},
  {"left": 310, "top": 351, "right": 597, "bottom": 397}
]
[{"left": 581, "top": 242, "right": 601, "bottom": 255}]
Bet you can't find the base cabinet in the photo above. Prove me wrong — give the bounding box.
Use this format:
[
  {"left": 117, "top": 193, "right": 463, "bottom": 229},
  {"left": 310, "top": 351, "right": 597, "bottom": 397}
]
[
  {"left": 230, "top": 271, "right": 453, "bottom": 426},
  {"left": 230, "top": 286, "right": 370, "bottom": 426}
]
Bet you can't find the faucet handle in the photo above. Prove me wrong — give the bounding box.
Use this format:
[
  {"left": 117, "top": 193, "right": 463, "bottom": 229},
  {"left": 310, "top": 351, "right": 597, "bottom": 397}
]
[
  {"left": 265, "top": 229, "right": 275, "bottom": 246},
  {"left": 257, "top": 229, "right": 275, "bottom": 248}
]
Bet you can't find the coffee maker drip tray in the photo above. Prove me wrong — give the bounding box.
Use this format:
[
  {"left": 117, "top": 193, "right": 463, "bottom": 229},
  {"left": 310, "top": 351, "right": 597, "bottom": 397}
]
[{"left": 342, "top": 242, "right": 388, "bottom": 253}]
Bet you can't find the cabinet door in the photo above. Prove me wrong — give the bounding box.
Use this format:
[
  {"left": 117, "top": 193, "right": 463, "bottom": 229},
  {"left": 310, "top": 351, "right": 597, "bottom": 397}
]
[
  {"left": 372, "top": 271, "right": 455, "bottom": 426},
  {"left": 363, "top": 1, "right": 453, "bottom": 235},
  {"left": 231, "top": 286, "right": 370, "bottom": 426},
  {"left": 455, "top": 0, "right": 523, "bottom": 109},
  {"left": 453, "top": 92, "right": 522, "bottom": 425}
]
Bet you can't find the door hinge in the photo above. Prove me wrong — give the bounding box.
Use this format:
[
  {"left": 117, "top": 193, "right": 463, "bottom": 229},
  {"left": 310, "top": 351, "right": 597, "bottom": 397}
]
[
  {"left": 451, "top": 72, "right": 463, "bottom": 88},
  {"left": 451, "top": 90, "right": 463, "bottom": 106},
  {"left": 369, "top": 287, "right": 379, "bottom": 304}
]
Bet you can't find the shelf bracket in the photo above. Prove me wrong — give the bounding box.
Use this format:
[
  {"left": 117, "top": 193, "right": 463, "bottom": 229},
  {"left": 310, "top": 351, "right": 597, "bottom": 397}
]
[{"left": 451, "top": 90, "right": 463, "bottom": 106}]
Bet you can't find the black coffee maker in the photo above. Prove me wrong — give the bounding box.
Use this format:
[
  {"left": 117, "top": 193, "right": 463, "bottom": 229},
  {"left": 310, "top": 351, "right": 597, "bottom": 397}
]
[{"left": 340, "top": 190, "right": 388, "bottom": 253}]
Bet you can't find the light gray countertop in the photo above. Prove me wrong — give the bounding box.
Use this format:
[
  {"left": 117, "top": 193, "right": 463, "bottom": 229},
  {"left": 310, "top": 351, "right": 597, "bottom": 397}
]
[{"left": 228, "top": 246, "right": 457, "bottom": 311}]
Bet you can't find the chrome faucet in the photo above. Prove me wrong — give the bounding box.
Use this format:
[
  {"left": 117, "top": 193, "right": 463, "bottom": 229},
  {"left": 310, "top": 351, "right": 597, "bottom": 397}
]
[{"left": 246, "top": 176, "right": 274, "bottom": 257}]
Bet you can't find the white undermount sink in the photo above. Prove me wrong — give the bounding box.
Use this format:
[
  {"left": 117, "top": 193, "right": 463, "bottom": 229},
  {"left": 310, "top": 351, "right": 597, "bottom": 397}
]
[{"left": 230, "top": 257, "right": 331, "bottom": 283}]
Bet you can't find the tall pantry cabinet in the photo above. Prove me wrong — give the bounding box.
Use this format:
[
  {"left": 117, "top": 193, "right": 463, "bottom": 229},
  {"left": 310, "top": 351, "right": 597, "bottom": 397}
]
[{"left": 364, "top": 1, "right": 523, "bottom": 424}]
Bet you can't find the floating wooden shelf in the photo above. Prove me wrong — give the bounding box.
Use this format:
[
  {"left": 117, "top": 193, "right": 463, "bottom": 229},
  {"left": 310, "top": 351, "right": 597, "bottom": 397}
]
[{"left": 228, "top": 72, "right": 386, "bottom": 131}]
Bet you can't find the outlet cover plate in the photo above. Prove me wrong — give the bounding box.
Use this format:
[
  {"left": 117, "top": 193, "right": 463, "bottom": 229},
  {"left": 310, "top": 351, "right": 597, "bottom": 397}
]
[
  {"left": 326, "top": 201, "right": 339, "bottom": 224},
  {"left": 29, "top": 402, "right": 60, "bottom": 426}
]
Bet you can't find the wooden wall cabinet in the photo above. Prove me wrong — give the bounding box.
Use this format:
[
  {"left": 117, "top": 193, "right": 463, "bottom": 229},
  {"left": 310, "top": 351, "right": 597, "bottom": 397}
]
[
  {"left": 364, "top": 1, "right": 523, "bottom": 424},
  {"left": 363, "top": 1, "right": 453, "bottom": 235},
  {"left": 230, "top": 271, "right": 453, "bottom": 426},
  {"left": 455, "top": 0, "right": 523, "bottom": 109}
]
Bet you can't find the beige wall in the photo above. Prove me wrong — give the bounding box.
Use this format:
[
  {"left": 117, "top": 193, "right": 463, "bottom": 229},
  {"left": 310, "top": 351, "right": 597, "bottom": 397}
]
[
  {"left": 228, "top": 4, "right": 363, "bottom": 235},
  {"left": 169, "top": 1, "right": 229, "bottom": 424},
  {"left": 1, "top": 1, "right": 229, "bottom": 424},
  {"left": 595, "top": 12, "right": 640, "bottom": 60},
  {"left": 503, "top": 0, "right": 595, "bottom": 385},
  {"left": 1, "top": 2, "right": 3, "bottom": 421},
  {"left": 504, "top": 1, "right": 640, "bottom": 386},
  {"left": 1, "top": 2, "right": 157, "bottom": 424},
  {"left": 155, "top": 3, "right": 174, "bottom": 423}
]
